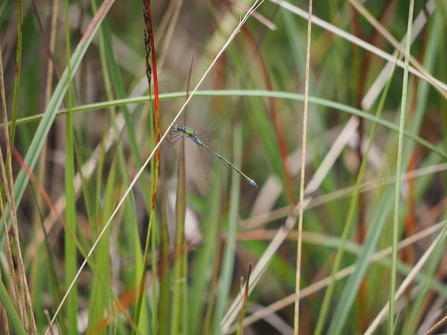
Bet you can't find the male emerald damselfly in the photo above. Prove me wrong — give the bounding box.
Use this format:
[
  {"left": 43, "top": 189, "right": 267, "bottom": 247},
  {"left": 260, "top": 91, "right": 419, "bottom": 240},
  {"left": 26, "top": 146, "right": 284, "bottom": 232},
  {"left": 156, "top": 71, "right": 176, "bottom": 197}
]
[{"left": 167, "top": 112, "right": 258, "bottom": 187}]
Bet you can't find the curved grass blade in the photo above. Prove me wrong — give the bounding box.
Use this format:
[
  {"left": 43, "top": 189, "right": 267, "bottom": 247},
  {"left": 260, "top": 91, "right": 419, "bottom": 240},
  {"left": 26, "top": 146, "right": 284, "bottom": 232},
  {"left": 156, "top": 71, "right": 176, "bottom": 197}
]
[{"left": 8, "top": 90, "right": 447, "bottom": 161}]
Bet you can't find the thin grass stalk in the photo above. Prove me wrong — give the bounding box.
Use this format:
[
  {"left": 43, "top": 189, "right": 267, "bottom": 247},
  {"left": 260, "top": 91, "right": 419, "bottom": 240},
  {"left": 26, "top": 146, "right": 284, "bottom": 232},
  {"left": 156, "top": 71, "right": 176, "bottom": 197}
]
[
  {"left": 157, "top": 158, "right": 171, "bottom": 335},
  {"left": 0, "top": 183, "right": 19, "bottom": 330},
  {"left": 402, "top": 2, "right": 430, "bottom": 321},
  {"left": 1, "top": 49, "right": 38, "bottom": 335},
  {"left": 153, "top": 0, "right": 176, "bottom": 47},
  {"left": 236, "top": 264, "right": 252, "bottom": 335},
  {"left": 182, "top": 257, "right": 189, "bottom": 333},
  {"left": 0, "top": 198, "right": 10, "bottom": 334},
  {"left": 0, "top": 178, "right": 26, "bottom": 325},
  {"left": 91, "top": 0, "right": 114, "bottom": 101},
  {"left": 157, "top": 0, "right": 183, "bottom": 71},
  {"left": 150, "top": 220, "right": 158, "bottom": 332},
  {"left": 32, "top": 187, "right": 67, "bottom": 334},
  {"left": 64, "top": 0, "right": 78, "bottom": 332},
  {"left": 295, "top": 0, "right": 312, "bottom": 333},
  {"left": 213, "top": 124, "right": 242, "bottom": 334},
  {"left": 423, "top": 302, "right": 447, "bottom": 335},
  {"left": 203, "top": 216, "right": 223, "bottom": 335},
  {"left": 389, "top": 2, "right": 414, "bottom": 333},
  {"left": 30, "top": 0, "right": 61, "bottom": 82},
  {"left": 349, "top": 2, "right": 377, "bottom": 327},
  {"left": 2, "top": 147, "right": 35, "bottom": 335},
  {"left": 45, "top": 0, "right": 59, "bottom": 105},
  {"left": 173, "top": 65, "right": 191, "bottom": 335},
  {"left": 0, "top": 39, "right": 22, "bottom": 331},
  {"left": 189, "top": 181, "right": 222, "bottom": 334},
  {"left": 86, "top": 163, "right": 118, "bottom": 334},
  {"left": 33, "top": 0, "right": 59, "bottom": 264},
  {"left": 0, "top": 7, "right": 27, "bottom": 327},
  {"left": 9, "top": 0, "right": 22, "bottom": 143},
  {"left": 171, "top": 134, "right": 186, "bottom": 335}
]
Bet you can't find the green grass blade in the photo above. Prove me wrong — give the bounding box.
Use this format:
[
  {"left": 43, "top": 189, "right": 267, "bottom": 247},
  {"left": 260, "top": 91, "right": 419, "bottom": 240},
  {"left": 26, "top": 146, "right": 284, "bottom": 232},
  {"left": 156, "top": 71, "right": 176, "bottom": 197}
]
[
  {"left": 64, "top": 0, "right": 77, "bottom": 332},
  {"left": 171, "top": 125, "right": 186, "bottom": 335},
  {"left": 9, "top": 0, "right": 23, "bottom": 144},
  {"left": 188, "top": 182, "right": 221, "bottom": 334},
  {"left": 157, "top": 167, "right": 171, "bottom": 335},
  {"left": 86, "top": 162, "right": 117, "bottom": 334},
  {"left": 12, "top": 89, "right": 447, "bottom": 161},
  {"left": 389, "top": 3, "right": 415, "bottom": 333},
  {"left": 0, "top": 279, "right": 27, "bottom": 335}
]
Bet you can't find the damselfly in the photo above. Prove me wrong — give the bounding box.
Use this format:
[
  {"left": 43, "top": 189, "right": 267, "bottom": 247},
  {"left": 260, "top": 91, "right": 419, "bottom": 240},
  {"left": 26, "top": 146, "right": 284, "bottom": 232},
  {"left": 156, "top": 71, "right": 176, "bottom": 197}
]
[{"left": 167, "top": 113, "right": 258, "bottom": 187}]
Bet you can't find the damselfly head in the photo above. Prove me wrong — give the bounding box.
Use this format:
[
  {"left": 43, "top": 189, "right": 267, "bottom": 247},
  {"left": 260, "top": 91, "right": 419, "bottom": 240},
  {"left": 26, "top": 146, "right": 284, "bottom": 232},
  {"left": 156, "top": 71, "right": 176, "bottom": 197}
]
[{"left": 174, "top": 123, "right": 184, "bottom": 131}]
